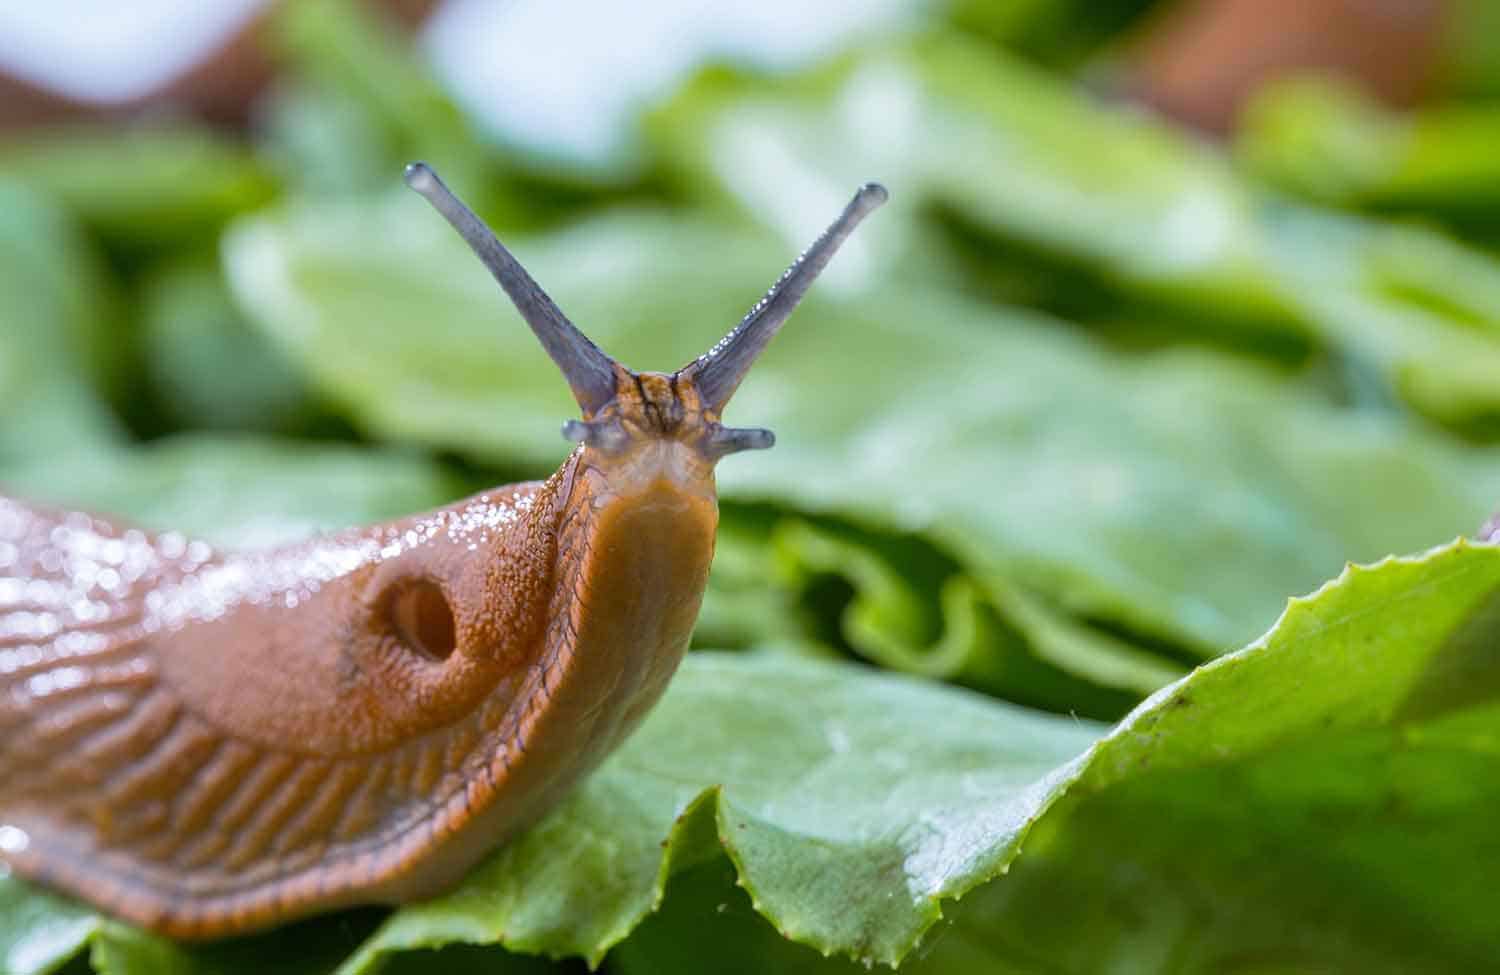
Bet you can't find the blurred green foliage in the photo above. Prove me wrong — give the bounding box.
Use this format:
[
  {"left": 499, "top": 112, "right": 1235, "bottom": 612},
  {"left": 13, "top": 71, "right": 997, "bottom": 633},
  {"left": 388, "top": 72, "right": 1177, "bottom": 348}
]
[
  {"left": 5, "top": 0, "right": 1500, "bottom": 971},
  {"left": 1239, "top": 77, "right": 1500, "bottom": 235}
]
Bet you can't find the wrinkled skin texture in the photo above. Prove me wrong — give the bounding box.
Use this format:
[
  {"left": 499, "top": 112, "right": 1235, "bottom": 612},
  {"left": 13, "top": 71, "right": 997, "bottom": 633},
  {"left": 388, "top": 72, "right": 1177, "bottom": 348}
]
[{"left": 0, "top": 371, "right": 719, "bottom": 938}]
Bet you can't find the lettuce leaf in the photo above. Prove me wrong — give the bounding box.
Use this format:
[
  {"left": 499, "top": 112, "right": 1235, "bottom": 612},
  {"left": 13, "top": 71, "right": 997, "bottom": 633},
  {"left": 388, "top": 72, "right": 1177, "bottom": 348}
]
[
  {"left": 223, "top": 199, "right": 1500, "bottom": 654},
  {"left": 13, "top": 539, "right": 1500, "bottom": 972}
]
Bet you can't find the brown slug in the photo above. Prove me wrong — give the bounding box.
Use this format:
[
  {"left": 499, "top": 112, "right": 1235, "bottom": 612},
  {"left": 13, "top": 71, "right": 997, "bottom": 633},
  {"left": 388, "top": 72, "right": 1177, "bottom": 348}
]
[{"left": 0, "top": 165, "right": 887, "bottom": 939}]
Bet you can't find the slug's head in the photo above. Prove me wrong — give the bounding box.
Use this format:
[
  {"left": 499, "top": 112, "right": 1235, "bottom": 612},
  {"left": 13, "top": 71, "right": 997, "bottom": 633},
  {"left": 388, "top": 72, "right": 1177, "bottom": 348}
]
[{"left": 404, "top": 163, "right": 886, "bottom": 488}]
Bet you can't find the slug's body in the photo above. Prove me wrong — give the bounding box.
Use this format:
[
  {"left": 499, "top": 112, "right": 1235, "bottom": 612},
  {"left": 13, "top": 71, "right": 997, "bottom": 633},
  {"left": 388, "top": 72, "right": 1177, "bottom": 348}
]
[{"left": 0, "top": 167, "right": 885, "bottom": 937}]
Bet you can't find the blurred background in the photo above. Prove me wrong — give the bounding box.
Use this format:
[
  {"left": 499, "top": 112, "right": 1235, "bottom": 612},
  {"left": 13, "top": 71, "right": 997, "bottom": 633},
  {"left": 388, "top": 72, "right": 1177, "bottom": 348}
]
[{"left": 4, "top": 0, "right": 1500, "bottom": 728}]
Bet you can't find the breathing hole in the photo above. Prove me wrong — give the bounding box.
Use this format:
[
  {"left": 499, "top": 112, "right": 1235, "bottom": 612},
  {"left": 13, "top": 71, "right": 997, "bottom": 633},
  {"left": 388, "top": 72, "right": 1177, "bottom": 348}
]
[{"left": 388, "top": 579, "right": 457, "bottom": 662}]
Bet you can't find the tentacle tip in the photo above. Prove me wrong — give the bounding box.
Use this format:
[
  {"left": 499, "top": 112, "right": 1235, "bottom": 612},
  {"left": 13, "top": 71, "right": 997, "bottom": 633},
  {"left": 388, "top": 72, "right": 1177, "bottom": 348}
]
[
  {"left": 744, "top": 428, "right": 775, "bottom": 451},
  {"left": 404, "top": 161, "right": 439, "bottom": 196},
  {"left": 858, "top": 182, "right": 890, "bottom": 208},
  {"left": 561, "top": 419, "right": 590, "bottom": 444},
  {"left": 711, "top": 426, "right": 775, "bottom": 457}
]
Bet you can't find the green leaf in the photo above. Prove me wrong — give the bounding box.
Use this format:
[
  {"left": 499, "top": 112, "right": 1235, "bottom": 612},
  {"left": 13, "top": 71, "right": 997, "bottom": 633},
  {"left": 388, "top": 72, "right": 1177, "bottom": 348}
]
[
  {"left": 0, "top": 126, "right": 277, "bottom": 253},
  {"left": 944, "top": 0, "right": 1159, "bottom": 67},
  {"left": 647, "top": 37, "right": 1500, "bottom": 427},
  {"left": 769, "top": 517, "right": 1182, "bottom": 716},
  {"left": 223, "top": 198, "right": 1500, "bottom": 653},
  {"left": 0, "top": 178, "right": 121, "bottom": 464},
  {"left": 268, "top": 0, "right": 497, "bottom": 205},
  {"left": 647, "top": 37, "right": 1304, "bottom": 340},
  {"left": 137, "top": 262, "right": 317, "bottom": 435},
  {"left": 3, "top": 652, "right": 1104, "bottom": 974},
  {"left": 0, "top": 434, "right": 460, "bottom": 549},
  {"left": 1259, "top": 206, "right": 1500, "bottom": 429},
  {"left": 609, "top": 858, "right": 874, "bottom": 975},
  {"left": 564, "top": 539, "right": 1500, "bottom": 973},
  {"left": 1237, "top": 76, "right": 1500, "bottom": 225},
  {"left": 223, "top": 202, "right": 795, "bottom": 468},
  {"left": 919, "top": 539, "right": 1500, "bottom": 973},
  {"left": 692, "top": 510, "right": 810, "bottom": 653},
  {"left": 13, "top": 541, "right": 1500, "bottom": 971},
  {"left": 335, "top": 652, "right": 1104, "bottom": 971},
  {"left": 0, "top": 888, "right": 390, "bottom": 975},
  {"left": 1440, "top": 0, "right": 1500, "bottom": 98},
  {"left": 0, "top": 875, "right": 99, "bottom": 975}
]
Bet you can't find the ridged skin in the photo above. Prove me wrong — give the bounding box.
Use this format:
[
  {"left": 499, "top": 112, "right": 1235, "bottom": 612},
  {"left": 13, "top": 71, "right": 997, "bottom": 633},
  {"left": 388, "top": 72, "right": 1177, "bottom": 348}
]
[{"left": 0, "top": 415, "right": 718, "bottom": 938}]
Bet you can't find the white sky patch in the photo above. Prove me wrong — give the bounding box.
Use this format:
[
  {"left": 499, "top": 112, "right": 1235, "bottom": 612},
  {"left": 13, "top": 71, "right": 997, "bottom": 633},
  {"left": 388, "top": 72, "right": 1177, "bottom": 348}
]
[
  {"left": 424, "top": 0, "right": 924, "bottom": 169},
  {"left": 0, "top": 0, "right": 268, "bottom": 102}
]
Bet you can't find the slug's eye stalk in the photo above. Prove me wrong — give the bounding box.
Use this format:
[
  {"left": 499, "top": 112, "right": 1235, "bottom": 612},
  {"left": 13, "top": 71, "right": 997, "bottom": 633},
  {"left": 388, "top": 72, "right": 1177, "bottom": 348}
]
[
  {"left": 408, "top": 163, "right": 886, "bottom": 460},
  {"left": 404, "top": 162, "right": 619, "bottom": 417},
  {"left": 678, "top": 182, "right": 888, "bottom": 415},
  {"left": 707, "top": 425, "right": 775, "bottom": 458}
]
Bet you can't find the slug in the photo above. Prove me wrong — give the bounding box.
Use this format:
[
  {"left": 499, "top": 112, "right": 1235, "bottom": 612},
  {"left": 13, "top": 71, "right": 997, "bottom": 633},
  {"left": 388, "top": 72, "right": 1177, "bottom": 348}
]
[{"left": 0, "top": 165, "right": 887, "bottom": 938}]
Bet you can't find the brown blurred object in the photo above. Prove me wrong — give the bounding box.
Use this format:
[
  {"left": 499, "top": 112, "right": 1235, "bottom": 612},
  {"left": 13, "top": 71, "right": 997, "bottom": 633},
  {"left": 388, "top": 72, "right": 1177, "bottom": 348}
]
[
  {"left": 1123, "top": 0, "right": 1449, "bottom": 134},
  {"left": 0, "top": 0, "right": 438, "bottom": 130}
]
